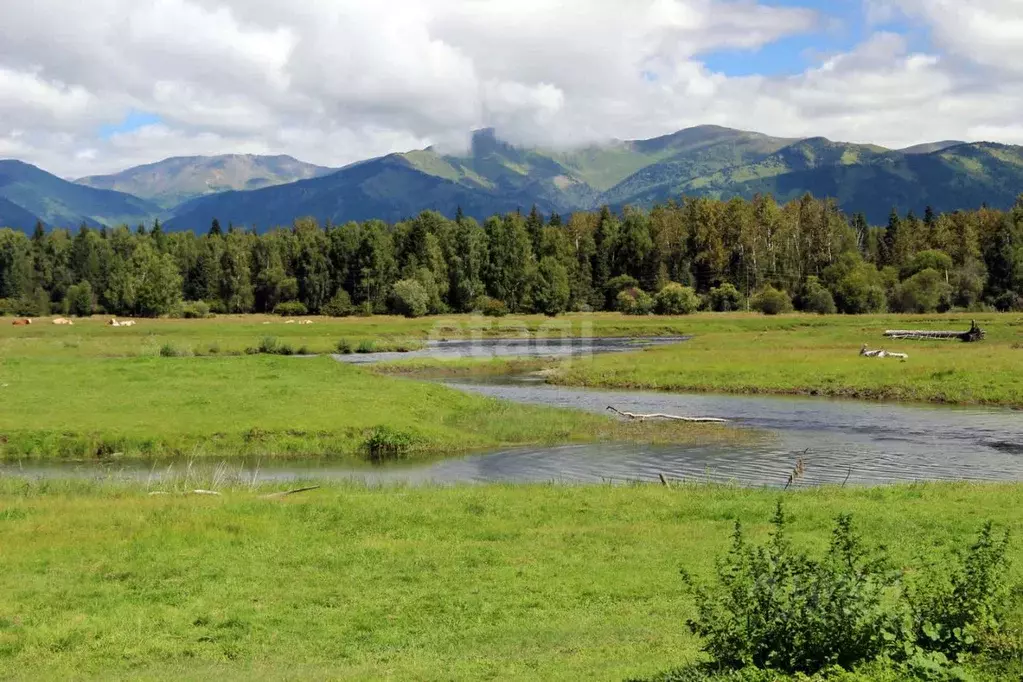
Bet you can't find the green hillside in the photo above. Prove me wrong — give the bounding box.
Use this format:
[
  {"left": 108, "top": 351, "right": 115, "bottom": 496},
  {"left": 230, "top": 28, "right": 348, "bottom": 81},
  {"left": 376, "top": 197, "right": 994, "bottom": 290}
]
[{"left": 0, "top": 160, "right": 160, "bottom": 229}]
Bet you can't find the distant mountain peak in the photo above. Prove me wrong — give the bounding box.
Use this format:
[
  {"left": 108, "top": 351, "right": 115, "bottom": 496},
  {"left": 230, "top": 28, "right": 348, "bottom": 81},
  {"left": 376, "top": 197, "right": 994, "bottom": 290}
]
[{"left": 76, "top": 154, "right": 335, "bottom": 209}]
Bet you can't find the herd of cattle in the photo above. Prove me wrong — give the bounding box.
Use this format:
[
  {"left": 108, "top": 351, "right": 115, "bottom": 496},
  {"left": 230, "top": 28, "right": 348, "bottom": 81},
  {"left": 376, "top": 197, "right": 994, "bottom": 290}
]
[{"left": 10, "top": 317, "right": 138, "bottom": 327}]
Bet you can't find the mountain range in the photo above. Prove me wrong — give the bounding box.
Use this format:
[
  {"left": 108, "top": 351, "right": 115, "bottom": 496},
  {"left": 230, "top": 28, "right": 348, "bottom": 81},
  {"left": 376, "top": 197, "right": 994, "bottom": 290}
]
[{"left": 2, "top": 125, "right": 1022, "bottom": 233}]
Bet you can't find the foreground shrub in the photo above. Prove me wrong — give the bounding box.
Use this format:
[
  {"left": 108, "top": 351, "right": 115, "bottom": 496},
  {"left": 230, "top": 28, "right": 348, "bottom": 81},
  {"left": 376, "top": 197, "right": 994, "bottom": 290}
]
[
  {"left": 273, "top": 301, "right": 308, "bottom": 317},
  {"left": 909, "top": 522, "right": 1012, "bottom": 658},
  {"left": 390, "top": 279, "right": 429, "bottom": 318},
  {"left": 322, "top": 289, "right": 354, "bottom": 317},
  {"left": 657, "top": 507, "right": 1018, "bottom": 682},
  {"left": 336, "top": 338, "right": 354, "bottom": 354},
  {"left": 707, "top": 283, "right": 744, "bottom": 312},
  {"left": 682, "top": 504, "right": 901, "bottom": 675},
  {"left": 356, "top": 340, "right": 376, "bottom": 354},
  {"left": 750, "top": 286, "right": 794, "bottom": 315},
  {"left": 617, "top": 287, "right": 654, "bottom": 315},
  {"left": 655, "top": 283, "right": 701, "bottom": 315}
]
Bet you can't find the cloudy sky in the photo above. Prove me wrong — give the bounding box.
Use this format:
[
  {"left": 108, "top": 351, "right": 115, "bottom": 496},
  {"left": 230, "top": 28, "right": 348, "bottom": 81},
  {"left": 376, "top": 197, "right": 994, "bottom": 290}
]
[{"left": 1, "top": 0, "right": 1021, "bottom": 178}]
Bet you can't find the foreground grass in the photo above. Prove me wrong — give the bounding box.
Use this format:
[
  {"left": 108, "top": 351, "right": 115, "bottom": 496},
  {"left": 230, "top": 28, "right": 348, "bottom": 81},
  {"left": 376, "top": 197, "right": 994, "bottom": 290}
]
[
  {"left": 553, "top": 312, "right": 1023, "bottom": 408},
  {"left": 0, "top": 355, "right": 740, "bottom": 460},
  {"left": 0, "top": 481, "right": 1021, "bottom": 680}
]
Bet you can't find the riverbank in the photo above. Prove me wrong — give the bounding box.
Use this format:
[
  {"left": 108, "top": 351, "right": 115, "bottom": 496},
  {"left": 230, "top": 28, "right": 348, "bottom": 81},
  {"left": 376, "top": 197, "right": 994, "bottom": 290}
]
[
  {"left": 1, "top": 480, "right": 1020, "bottom": 680},
  {"left": 374, "top": 313, "right": 1023, "bottom": 408},
  {"left": 0, "top": 355, "right": 743, "bottom": 461}
]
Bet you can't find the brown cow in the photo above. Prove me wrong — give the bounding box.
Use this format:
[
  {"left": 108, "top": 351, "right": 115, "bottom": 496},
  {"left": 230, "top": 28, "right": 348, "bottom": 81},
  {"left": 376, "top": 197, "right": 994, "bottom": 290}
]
[{"left": 12, "top": 318, "right": 31, "bottom": 326}]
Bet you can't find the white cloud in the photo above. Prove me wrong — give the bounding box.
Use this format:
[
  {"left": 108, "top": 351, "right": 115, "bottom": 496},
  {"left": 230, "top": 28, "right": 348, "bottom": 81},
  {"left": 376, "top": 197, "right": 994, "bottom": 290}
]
[{"left": 0, "top": 0, "right": 1021, "bottom": 177}]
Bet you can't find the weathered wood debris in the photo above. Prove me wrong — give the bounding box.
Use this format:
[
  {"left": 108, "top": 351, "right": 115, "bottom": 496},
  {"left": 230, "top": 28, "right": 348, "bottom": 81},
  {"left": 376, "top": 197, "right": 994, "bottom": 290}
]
[
  {"left": 860, "top": 345, "right": 908, "bottom": 359},
  {"left": 606, "top": 406, "right": 729, "bottom": 424},
  {"left": 883, "top": 320, "right": 985, "bottom": 343}
]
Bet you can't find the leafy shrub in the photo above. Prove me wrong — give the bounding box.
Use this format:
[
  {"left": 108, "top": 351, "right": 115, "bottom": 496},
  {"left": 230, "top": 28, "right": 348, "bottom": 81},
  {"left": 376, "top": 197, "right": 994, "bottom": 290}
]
[
  {"left": 273, "top": 301, "right": 309, "bottom": 317},
  {"left": 477, "top": 296, "right": 509, "bottom": 318},
  {"left": 276, "top": 342, "right": 295, "bottom": 356},
  {"left": 890, "top": 269, "right": 952, "bottom": 314},
  {"left": 655, "top": 283, "right": 701, "bottom": 315},
  {"left": 799, "top": 277, "right": 837, "bottom": 315},
  {"left": 336, "top": 338, "right": 354, "bottom": 354},
  {"left": 617, "top": 287, "right": 654, "bottom": 315},
  {"left": 0, "top": 298, "right": 12, "bottom": 316},
  {"left": 66, "top": 281, "right": 94, "bottom": 317},
  {"left": 909, "top": 522, "right": 1012, "bottom": 658},
  {"left": 993, "top": 292, "right": 1023, "bottom": 312},
  {"left": 159, "top": 343, "right": 185, "bottom": 357},
  {"left": 605, "top": 274, "right": 640, "bottom": 307},
  {"left": 364, "top": 426, "right": 419, "bottom": 462},
  {"left": 682, "top": 504, "right": 901, "bottom": 675},
  {"left": 751, "top": 286, "right": 794, "bottom": 315},
  {"left": 257, "top": 336, "right": 280, "bottom": 354},
  {"left": 356, "top": 340, "right": 376, "bottom": 354},
  {"left": 173, "top": 300, "right": 211, "bottom": 319},
  {"left": 322, "top": 289, "right": 354, "bottom": 317},
  {"left": 708, "top": 283, "right": 744, "bottom": 312},
  {"left": 390, "top": 279, "right": 429, "bottom": 318}
]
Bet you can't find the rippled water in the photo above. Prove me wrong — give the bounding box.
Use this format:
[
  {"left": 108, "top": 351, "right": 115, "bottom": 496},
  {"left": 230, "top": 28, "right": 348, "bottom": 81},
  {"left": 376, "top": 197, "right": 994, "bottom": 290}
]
[{"left": 4, "top": 337, "right": 1022, "bottom": 487}]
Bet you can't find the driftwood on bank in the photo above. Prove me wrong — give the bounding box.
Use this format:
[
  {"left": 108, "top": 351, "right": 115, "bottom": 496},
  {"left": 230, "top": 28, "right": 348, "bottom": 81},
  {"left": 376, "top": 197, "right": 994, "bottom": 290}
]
[
  {"left": 262, "top": 486, "right": 322, "bottom": 499},
  {"left": 883, "top": 320, "right": 986, "bottom": 343},
  {"left": 606, "top": 406, "right": 729, "bottom": 424},
  {"left": 860, "top": 345, "right": 909, "bottom": 359}
]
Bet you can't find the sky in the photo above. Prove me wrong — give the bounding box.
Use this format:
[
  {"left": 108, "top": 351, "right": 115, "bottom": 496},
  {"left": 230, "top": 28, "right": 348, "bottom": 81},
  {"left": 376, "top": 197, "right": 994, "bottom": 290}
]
[{"left": 2, "top": 0, "right": 1022, "bottom": 178}]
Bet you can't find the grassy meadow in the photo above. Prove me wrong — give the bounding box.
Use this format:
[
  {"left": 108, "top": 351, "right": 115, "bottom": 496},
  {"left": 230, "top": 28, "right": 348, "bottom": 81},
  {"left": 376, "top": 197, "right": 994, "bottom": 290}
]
[
  {"left": 0, "top": 354, "right": 739, "bottom": 461},
  {"left": 550, "top": 312, "right": 1023, "bottom": 407},
  {"left": 0, "top": 481, "right": 1021, "bottom": 680}
]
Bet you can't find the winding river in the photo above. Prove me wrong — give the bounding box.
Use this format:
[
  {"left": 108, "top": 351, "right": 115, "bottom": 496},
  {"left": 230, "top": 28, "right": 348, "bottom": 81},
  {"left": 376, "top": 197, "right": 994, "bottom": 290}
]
[{"left": 4, "top": 338, "right": 1022, "bottom": 487}]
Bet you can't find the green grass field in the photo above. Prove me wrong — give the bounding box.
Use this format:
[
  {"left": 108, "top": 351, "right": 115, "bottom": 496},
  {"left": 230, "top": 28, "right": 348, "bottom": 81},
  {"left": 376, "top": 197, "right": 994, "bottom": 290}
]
[
  {"left": 537, "top": 312, "right": 1022, "bottom": 407},
  {"left": 0, "top": 481, "right": 1020, "bottom": 680},
  {"left": 0, "top": 355, "right": 739, "bottom": 461}
]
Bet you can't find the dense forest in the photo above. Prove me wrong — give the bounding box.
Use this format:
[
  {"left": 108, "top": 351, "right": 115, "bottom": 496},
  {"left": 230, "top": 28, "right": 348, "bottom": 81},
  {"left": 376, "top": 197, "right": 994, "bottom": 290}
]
[{"left": 2, "top": 192, "right": 1022, "bottom": 319}]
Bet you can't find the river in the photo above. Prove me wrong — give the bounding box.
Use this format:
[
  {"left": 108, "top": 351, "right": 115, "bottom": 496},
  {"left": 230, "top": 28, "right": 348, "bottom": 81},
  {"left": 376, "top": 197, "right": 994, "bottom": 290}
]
[{"left": 3, "top": 338, "right": 1021, "bottom": 487}]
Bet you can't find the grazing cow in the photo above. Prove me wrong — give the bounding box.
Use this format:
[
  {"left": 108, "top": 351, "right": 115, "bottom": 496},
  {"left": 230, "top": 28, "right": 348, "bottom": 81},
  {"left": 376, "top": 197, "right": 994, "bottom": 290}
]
[
  {"left": 108, "top": 318, "right": 121, "bottom": 327},
  {"left": 298, "top": 320, "right": 314, "bottom": 325},
  {"left": 12, "top": 318, "right": 31, "bottom": 326},
  {"left": 52, "top": 317, "right": 74, "bottom": 326}
]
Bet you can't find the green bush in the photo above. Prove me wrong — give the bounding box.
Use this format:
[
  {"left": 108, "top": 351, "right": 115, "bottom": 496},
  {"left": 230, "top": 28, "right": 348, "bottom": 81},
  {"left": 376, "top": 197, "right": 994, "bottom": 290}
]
[
  {"left": 909, "top": 522, "right": 1012, "bottom": 658},
  {"left": 751, "top": 286, "right": 794, "bottom": 315},
  {"left": 364, "top": 426, "right": 419, "bottom": 462},
  {"left": 799, "top": 277, "right": 837, "bottom": 315},
  {"left": 66, "top": 281, "right": 94, "bottom": 317},
  {"left": 322, "top": 289, "right": 354, "bottom": 317},
  {"left": 356, "top": 301, "right": 375, "bottom": 317},
  {"left": 390, "top": 279, "right": 429, "bottom": 318},
  {"left": 159, "top": 343, "right": 185, "bottom": 358},
  {"left": 356, "top": 340, "right": 376, "bottom": 354},
  {"left": 336, "top": 338, "right": 354, "bottom": 355},
  {"left": 273, "top": 301, "right": 309, "bottom": 317},
  {"left": 533, "top": 257, "right": 571, "bottom": 317},
  {"left": 616, "top": 287, "right": 654, "bottom": 315},
  {"left": 477, "top": 296, "right": 509, "bottom": 318},
  {"left": 708, "top": 283, "right": 744, "bottom": 312},
  {"left": 655, "top": 283, "right": 701, "bottom": 315},
  {"left": 890, "top": 269, "right": 952, "bottom": 313},
  {"left": 257, "top": 336, "right": 280, "bottom": 354},
  {"left": 173, "top": 300, "right": 211, "bottom": 319},
  {"left": 682, "top": 504, "right": 901, "bottom": 675}
]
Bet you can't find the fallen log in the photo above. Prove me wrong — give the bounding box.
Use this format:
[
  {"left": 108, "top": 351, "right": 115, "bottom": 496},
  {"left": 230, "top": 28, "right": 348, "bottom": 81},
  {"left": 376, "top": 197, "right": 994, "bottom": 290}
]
[
  {"left": 883, "top": 320, "right": 985, "bottom": 343},
  {"left": 606, "top": 406, "right": 729, "bottom": 424}
]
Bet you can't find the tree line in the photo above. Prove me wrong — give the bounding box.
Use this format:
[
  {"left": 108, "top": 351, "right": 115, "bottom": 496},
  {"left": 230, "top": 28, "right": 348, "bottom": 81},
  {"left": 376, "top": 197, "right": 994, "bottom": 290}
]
[{"left": 1, "top": 193, "right": 1022, "bottom": 319}]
